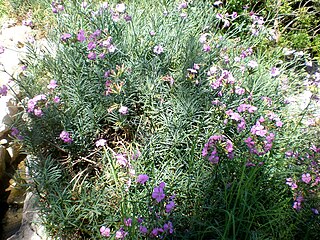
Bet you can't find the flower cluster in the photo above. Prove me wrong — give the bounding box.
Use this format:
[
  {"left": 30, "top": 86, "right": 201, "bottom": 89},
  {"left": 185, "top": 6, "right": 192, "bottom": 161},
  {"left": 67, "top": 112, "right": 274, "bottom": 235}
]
[
  {"left": 244, "top": 117, "right": 275, "bottom": 156},
  {"left": 51, "top": 1, "right": 64, "bottom": 13},
  {"left": 250, "top": 13, "right": 265, "bottom": 36},
  {"left": 27, "top": 80, "right": 60, "bottom": 117},
  {"left": 210, "top": 69, "right": 236, "bottom": 96},
  {"left": 61, "top": 26, "right": 117, "bottom": 60},
  {"left": 285, "top": 145, "right": 320, "bottom": 213},
  {"left": 202, "top": 135, "right": 234, "bottom": 164},
  {"left": 27, "top": 94, "right": 47, "bottom": 117},
  {"left": 99, "top": 179, "right": 175, "bottom": 238}
]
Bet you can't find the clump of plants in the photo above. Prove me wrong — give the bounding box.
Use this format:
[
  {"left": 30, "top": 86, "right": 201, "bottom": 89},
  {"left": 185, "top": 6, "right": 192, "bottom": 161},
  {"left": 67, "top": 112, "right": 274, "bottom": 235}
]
[{"left": 5, "top": 0, "right": 320, "bottom": 239}]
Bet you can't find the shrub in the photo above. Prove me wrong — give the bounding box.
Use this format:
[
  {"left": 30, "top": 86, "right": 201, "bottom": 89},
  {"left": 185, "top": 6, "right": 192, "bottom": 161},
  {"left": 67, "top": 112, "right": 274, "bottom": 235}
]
[{"left": 10, "top": 0, "right": 320, "bottom": 239}]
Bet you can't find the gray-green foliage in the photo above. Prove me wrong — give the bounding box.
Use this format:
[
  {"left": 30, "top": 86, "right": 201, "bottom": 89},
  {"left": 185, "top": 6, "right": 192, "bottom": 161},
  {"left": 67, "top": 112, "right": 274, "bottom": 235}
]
[{"left": 13, "top": 0, "right": 320, "bottom": 239}]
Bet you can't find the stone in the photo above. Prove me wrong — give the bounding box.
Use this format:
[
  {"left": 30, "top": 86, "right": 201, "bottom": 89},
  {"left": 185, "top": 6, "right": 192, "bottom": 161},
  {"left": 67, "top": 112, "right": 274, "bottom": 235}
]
[
  {"left": 0, "top": 96, "right": 18, "bottom": 136},
  {"left": 6, "top": 192, "right": 52, "bottom": 240}
]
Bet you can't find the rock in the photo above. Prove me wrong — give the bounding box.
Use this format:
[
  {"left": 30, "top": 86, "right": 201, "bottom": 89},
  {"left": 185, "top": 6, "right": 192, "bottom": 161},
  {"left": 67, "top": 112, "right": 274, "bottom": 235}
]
[
  {"left": 0, "top": 146, "right": 11, "bottom": 189},
  {"left": 0, "top": 96, "right": 18, "bottom": 136},
  {"left": 6, "top": 192, "right": 52, "bottom": 240}
]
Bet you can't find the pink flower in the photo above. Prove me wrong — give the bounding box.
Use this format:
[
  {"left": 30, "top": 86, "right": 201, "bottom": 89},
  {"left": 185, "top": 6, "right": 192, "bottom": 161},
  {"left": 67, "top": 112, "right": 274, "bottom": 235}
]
[
  {"left": 47, "top": 80, "right": 58, "bottom": 90},
  {"left": 275, "top": 120, "right": 283, "bottom": 127},
  {"left": 137, "top": 174, "right": 149, "bottom": 184},
  {"left": 115, "top": 228, "right": 128, "bottom": 239},
  {"left": 178, "top": 2, "right": 188, "bottom": 10},
  {"left": 247, "top": 60, "right": 258, "bottom": 68},
  {"left": 199, "top": 33, "right": 208, "bottom": 43},
  {"left": 301, "top": 173, "right": 311, "bottom": 184},
  {"left": 153, "top": 45, "right": 164, "bottom": 55},
  {"left": 60, "top": 131, "right": 73, "bottom": 143},
  {"left": 119, "top": 106, "right": 128, "bottom": 115},
  {"left": 203, "top": 44, "right": 211, "bottom": 52},
  {"left": 34, "top": 108, "right": 43, "bottom": 117},
  {"left": 53, "top": 96, "right": 60, "bottom": 103},
  {"left": 81, "top": 1, "right": 88, "bottom": 8},
  {"left": 115, "top": 154, "right": 128, "bottom": 167},
  {"left": 235, "top": 87, "right": 245, "bottom": 95},
  {"left": 61, "top": 33, "right": 71, "bottom": 41},
  {"left": 100, "top": 226, "right": 110, "bottom": 237},
  {"left": 149, "top": 30, "right": 156, "bottom": 36},
  {"left": 95, "top": 139, "right": 107, "bottom": 147},
  {"left": 88, "top": 52, "right": 96, "bottom": 60},
  {"left": 270, "top": 67, "right": 280, "bottom": 77}
]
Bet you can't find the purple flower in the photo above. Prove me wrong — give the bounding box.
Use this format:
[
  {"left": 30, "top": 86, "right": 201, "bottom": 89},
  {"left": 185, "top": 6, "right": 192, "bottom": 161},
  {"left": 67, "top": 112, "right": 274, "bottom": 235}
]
[
  {"left": 165, "top": 200, "right": 175, "bottom": 213},
  {"left": 61, "top": 33, "right": 72, "bottom": 41},
  {"left": 203, "top": 44, "right": 211, "bottom": 52},
  {"left": 60, "top": 131, "right": 73, "bottom": 143},
  {"left": 153, "top": 45, "right": 164, "bottom": 55},
  {"left": 270, "top": 67, "right": 280, "bottom": 77},
  {"left": 104, "top": 70, "right": 111, "bottom": 78},
  {"left": 87, "top": 41, "right": 96, "bottom": 51},
  {"left": 88, "top": 52, "right": 96, "bottom": 60},
  {"left": 77, "top": 29, "right": 86, "bottom": 42},
  {"left": 311, "top": 208, "right": 319, "bottom": 215},
  {"left": 124, "top": 218, "right": 132, "bottom": 227},
  {"left": 251, "top": 122, "right": 267, "bottom": 137},
  {"left": 47, "top": 80, "right": 58, "bottom": 90},
  {"left": 163, "top": 221, "right": 174, "bottom": 234},
  {"left": 11, "top": 127, "right": 20, "bottom": 137},
  {"left": 137, "top": 174, "right": 149, "bottom": 184},
  {"left": 0, "top": 85, "right": 8, "bottom": 96},
  {"left": 275, "top": 120, "right": 283, "bottom": 127},
  {"left": 119, "top": 106, "right": 128, "bottom": 115},
  {"left": 95, "top": 139, "right": 107, "bottom": 147},
  {"left": 132, "top": 149, "right": 141, "bottom": 160},
  {"left": 178, "top": 2, "right": 188, "bottom": 10},
  {"left": 123, "top": 14, "right": 132, "bottom": 22},
  {"left": 139, "top": 225, "right": 148, "bottom": 234},
  {"left": 100, "top": 226, "right": 110, "bottom": 237},
  {"left": 151, "top": 228, "right": 164, "bottom": 237},
  {"left": 90, "top": 29, "right": 102, "bottom": 39},
  {"left": 152, "top": 186, "right": 165, "bottom": 203},
  {"left": 301, "top": 173, "right": 312, "bottom": 184}
]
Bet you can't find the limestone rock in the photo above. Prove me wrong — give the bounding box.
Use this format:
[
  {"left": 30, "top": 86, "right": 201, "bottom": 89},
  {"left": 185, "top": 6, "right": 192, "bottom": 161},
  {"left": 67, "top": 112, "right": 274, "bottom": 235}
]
[
  {"left": 7, "top": 192, "right": 52, "bottom": 240},
  {"left": 0, "top": 96, "right": 18, "bottom": 136}
]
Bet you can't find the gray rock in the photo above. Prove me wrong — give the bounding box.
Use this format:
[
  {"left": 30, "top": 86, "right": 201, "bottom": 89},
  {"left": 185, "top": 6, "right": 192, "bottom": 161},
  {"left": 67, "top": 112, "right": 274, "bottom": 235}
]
[{"left": 6, "top": 192, "right": 52, "bottom": 240}]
